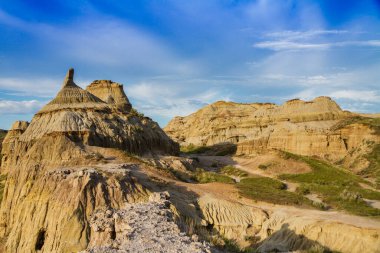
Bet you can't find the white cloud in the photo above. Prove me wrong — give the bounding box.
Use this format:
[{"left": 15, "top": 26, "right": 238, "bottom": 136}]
[
  {"left": 253, "top": 40, "right": 380, "bottom": 51},
  {"left": 329, "top": 90, "right": 380, "bottom": 102},
  {"left": 254, "top": 41, "right": 330, "bottom": 50},
  {"left": 265, "top": 30, "right": 348, "bottom": 40},
  {"left": 254, "top": 29, "right": 380, "bottom": 51},
  {"left": 125, "top": 82, "right": 228, "bottom": 124},
  {"left": 292, "top": 88, "right": 380, "bottom": 103},
  {"left": 0, "top": 100, "right": 44, "bottom": 114}
]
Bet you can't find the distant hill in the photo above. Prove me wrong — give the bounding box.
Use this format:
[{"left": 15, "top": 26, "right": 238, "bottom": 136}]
[{"left": 165, "top": 97, "right": 380, "bottom": 185}]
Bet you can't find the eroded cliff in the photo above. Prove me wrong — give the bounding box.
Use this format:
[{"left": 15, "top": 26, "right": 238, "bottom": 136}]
[{"left": 164, "top": 98, "right": 380, "bottom": 175}]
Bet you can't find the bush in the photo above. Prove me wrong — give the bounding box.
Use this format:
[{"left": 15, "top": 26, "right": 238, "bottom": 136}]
[
  {"left": 180, "top": 144, "right": 211, "bottom": 154},
  {"left": 258, "top": 164, "right": 268, "bottom": 170},
  {"left": 237, "top": 177, "right": 312, "bottom": 206},
  {"left": 220, "top": 165, "right": 248, "bottom": 177},
  {"left": 279, "top": 152, "right": 380, "bottom": 216},
  {"left": 194, "top": 168, "right": 235, "bottom": 184}
]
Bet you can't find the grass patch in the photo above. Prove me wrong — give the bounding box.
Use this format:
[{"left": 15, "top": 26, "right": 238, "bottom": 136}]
[
  {"left": 360, "top": 144, "right": 380, "bottom": 187},
  {"left": 220, "top": 165, "right": 248, "bottom": 177},
  {"left": 180, "top": 143, "right": 237, "bottom": 156},
  {"left": 180, "top": 144, "right": 211, "bottom": 154},
  {"left": 0, "top": 130, "right": 6, "bottom": 140},
  {"left": 279, "top": 151, "right": 380, "bottom": 216},
  {"left": 237, "top": 177, "right": 312, "bottom": 206},
  {"left": 194, "top": 168, "right": 235, "bottom": 184}
]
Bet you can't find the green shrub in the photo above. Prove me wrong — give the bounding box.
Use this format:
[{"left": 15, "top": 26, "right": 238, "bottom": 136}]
[
  {"left": 296, "top": 185, "right": 311, "bottom": 195},
  {"left": 180, "top": 144, "right": 211, "bottom": 154},
  {"left": 279, "top": 152, "right": 380, "bottom": 216},
  {"left": 258, "top": 164, "right": 268, "bottom": 170},
  {"left": 360, "top": 144, "right": 380, "bottom": 187},
  {"left": 237, "top": 177, "right": 312, "bottom": 206},
  {"left": 194, "top": 168, "right": 235, "bottom": 184},
  {"left": 220, "top": 165, "right": 248, "bottom": 177}
]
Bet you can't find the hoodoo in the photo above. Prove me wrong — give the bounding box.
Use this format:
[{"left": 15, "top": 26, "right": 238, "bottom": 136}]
[
  {"left": 86, "top": 80, "right": 132, "bottom": 113},
  {"left": 0, "top": 69, "right": 179, "bottom": 252},
  {"left": 17, "top": 68, "right": 178, "bottom": 154}
]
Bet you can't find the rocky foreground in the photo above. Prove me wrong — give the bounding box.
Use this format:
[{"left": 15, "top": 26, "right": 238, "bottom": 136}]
[{"left": 82, "top": 192, "right": 213, "bottom": 253}]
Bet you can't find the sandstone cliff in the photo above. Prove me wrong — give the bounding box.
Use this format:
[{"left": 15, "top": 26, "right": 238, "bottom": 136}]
[
  {"left": 0, "top": 129, "right": 8, "bottom": 166},
  {"left": 86, "top": 80, "right": 132, "bottom": 113},
  {"left": 0, "top": 69, "right": 178, "bottom": 252},
  {"left": 164, "top": 98, "right": 379, "bottom": 174}
]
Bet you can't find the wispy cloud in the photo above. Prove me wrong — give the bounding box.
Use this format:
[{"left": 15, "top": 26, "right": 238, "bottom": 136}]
[
  {"left": 254, "top": 41, "right": 330, "bottom": 50},
  {"left": 125, "top": 82, "right": 230, "bottom": 125},
  {"left": 254, "top": 29, "right": 380, "bottom": 51},
  {"left": 329, "top": 90, "right": 380, "bottom": 102},
  {"left": 254, "top": 40, "right": 380, "bottom": 51},
  {"left": 266, "top": 30, "right": 348, "bottom": 40},
  {"left": 0, "top": 100, "right": 44, "bottom": 114}
]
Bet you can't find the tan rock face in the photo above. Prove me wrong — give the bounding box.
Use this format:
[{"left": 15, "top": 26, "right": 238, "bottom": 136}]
[
  {"left": 1, "top": 121, "right": 29, "bottom": 171},
  {"left": 17, "top": 69, "right": 178, "bottom": 155},
  {"left": 164, "top": 98, "right": 379, "bottom": 165},
  {"left": 0, "top": 69, "right": 179, "bottom": 252},
  {"left": 86, "top": 80, "right": 132, "bottom": 113},
  {"left": 196, "top": 195, "right": 380, "bottom": 253}
]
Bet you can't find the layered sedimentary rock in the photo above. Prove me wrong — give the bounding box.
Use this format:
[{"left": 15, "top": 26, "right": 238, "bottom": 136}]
[
  {"left": 16, "top": 68, "right": 178, "bottom": 155},
  {"left": 83, "top": 192, "right": 213, "bottom": 253},
  {"left": 0, "top": 121, "right": 28, "bottom": 170},
  {"left": 196, "top": 195, "right": 380, "bottom": 253},
  {"left": 165, "top": 98, "right": 379, "bottom": 164},
  {"left": 0, "top": 69, "right": 178, "bottom": 252},
  {"left": 86, "top": 80, "right": 132, "bottom": 113},
  {"left": 0, "top": 129, "right": 8, "bottom": 166}
]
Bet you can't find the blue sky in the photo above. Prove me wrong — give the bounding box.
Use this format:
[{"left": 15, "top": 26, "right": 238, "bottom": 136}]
[{"left": 0, "top": 0, "right": 380, "bottom": 129}]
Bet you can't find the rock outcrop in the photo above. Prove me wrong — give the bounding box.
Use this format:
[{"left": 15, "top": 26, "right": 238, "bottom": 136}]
[
  {"left": 0, "top": 121, "right": 28, "bottom": 170},
  {"left": 82, "top": 192, "right": 213, "bottom": 253},
  {"left": 12, "top": 68, "right": 178, "bottom": 155},
  {"left": 164, "top": 98, "right": 379, "bottom": 168},
  {"left": 0, "top": 69, "right": 179, "bottom": 252},
  {"left": 0, "top": 129, "right": 8, "bottom": 166},
  {"left": 86, "top": 80, "right": 132, "bottom": 113},
  {"left": 196, "top": 195, "right": 380, "bottom": 253}
]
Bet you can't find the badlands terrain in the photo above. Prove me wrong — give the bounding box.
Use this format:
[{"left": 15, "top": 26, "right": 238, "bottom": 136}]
[{"left": 0, "top": 68, "right": 379, "bottom": 253}]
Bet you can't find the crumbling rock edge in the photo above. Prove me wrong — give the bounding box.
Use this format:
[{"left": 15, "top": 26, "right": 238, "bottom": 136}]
[{"left": 81, "top": 192, "right": 213, "bottom": 253}]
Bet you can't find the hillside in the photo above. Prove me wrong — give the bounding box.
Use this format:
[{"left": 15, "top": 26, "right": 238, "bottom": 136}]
[{"left": 164, "top": 98, "right": 380, "bottom": 185}]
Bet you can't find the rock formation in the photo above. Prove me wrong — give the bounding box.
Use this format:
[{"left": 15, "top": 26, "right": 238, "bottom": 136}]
[
  {"left": 0, "top": 121, "right": 28, "bottom": 170},
  {"left": 0, "top": 68, "right": 178, "bottom": 252},
  {"left": 82, "top": 192, "right": 213, "bottom": 253},
  {"left": 196, "top": 195, "right": 380, "bottom": 253},
  {"left": 1, "top": 69, "right": 379, "bottom": 253},
  {"left": 86, "top": 80, "right": 132, "bottom": 113},
  {"left": 0, "top": 129, "right": 8, "bottom": 166},
  {"left": 164, "top": 98, "right": 379, "bottom": 172}
]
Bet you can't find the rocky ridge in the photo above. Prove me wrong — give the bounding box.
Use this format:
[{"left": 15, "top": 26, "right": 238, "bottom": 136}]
[
  {"left": 164, "top": 98, "right": 379, "bottom": 173},
  {"left": 82, "top": 192, "right": 213, "bottom": 253}
]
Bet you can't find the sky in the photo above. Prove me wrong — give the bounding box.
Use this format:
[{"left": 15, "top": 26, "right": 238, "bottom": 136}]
[{"left": 0, "top": 0, "right": 380, "bottom": 129}]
